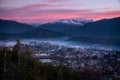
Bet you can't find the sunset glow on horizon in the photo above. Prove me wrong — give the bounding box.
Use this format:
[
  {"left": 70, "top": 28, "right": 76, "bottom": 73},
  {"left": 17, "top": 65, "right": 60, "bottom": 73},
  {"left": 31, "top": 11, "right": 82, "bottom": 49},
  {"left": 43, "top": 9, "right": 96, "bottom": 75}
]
[{"left": 0, "top": 0, "right": 120, "bottom": 23}]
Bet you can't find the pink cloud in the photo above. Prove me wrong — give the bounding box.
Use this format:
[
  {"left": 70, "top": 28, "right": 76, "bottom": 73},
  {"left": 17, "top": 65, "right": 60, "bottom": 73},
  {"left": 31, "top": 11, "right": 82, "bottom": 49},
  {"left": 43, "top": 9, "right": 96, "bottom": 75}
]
[
  {"left": 17, "top": 4, "right": 51, "bottom": 10},
  {"left": 0, "top": 0, "right": 4, "bottom": 4},
  {"left": 0, "top": 4, "right": 120, "bottom": 23},
  {"left": 0, "top": 0, "right": 12, "bottom": 4},
  {"left": 45, "top": 0, "right": 67, "bottom": 2},
  {"left": 87, "top": 10, "right": 120, "bottom": 20}
]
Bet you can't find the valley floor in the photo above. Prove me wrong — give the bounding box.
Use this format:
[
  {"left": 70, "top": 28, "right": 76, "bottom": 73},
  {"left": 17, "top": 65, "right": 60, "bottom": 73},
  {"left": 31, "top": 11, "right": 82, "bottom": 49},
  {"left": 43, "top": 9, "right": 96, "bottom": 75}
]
[{"left": 0, "top": 40, "right": 120, "bottom": 80}]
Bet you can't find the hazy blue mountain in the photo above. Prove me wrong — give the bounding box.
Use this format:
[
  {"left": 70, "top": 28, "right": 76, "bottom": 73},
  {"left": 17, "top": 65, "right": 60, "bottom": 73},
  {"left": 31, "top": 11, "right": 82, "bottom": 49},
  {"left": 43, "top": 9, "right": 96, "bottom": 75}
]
[
  {"left": 0, "top": 19, "right": 33, "bottom": 33},
  {"left": 66, "top": 17, "right": 120, "bottom": 38},
  {"left": 0, "top": 19, "right": 64, "bottom": 39},
  {"left": 37, "top": 23, "right": 80, "bottom": 32},
  {"left": 0, "top": 17, "right": 120, "bottom": 39},
  {"left": 37, "top": 18, "right": 93, "bottom": 32}
]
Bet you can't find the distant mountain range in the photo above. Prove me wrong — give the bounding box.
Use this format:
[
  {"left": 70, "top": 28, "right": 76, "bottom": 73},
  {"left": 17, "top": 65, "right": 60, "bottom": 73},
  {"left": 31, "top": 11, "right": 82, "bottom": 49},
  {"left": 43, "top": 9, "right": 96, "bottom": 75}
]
[
  {"left": 50, "top": 18, "right": 93, "bottom": 25},
  {"left": 0, "top": 19, "right": 33, "bottom": 33},
  {"left": 37, "top": 17, "right": 120, "bottom": 38},
  {"left": 0, "top": 19, "right": 63, "bottom": 39},
  {"left": 65, "top": 17, "right": 120, "bottom": 38},
  {"left": 0, "top": 17, "right": 120, "bottom": 39},
  {"left": 37, "top": 18, "right": 93, "bottom": 32}
]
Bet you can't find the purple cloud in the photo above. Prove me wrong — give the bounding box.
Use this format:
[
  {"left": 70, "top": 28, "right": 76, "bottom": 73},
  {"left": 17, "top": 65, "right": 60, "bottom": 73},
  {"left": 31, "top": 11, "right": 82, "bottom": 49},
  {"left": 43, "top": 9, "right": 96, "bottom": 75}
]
[
  {"left": 45, "top": 0, "right": 67, "bottom": 2},
  {"left": 0, "top": 3, "right": 120, "bottom": 23}
]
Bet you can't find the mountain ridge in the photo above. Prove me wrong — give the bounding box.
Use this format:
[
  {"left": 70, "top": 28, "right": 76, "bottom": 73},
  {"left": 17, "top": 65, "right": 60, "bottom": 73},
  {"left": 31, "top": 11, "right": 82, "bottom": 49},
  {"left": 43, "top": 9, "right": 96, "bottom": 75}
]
[
  {"left": 0, "top": 19, "right": 64, "bottom": 38},
  {"left": 0, "top": 17, "right": 120, "bottom": 39},
  {"left": 65, "top": 17, "right": 120, "bottom": 38}
]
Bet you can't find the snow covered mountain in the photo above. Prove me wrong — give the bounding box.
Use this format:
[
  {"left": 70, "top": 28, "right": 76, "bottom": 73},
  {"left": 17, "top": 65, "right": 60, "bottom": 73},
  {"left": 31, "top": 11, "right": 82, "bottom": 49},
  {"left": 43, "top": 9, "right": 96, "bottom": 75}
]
[
  {"left": 37, "top": 18, "right": 94, "bottom": 32},
  {"left": 51, "top": 18, "right": 94, "bottom": 26}
]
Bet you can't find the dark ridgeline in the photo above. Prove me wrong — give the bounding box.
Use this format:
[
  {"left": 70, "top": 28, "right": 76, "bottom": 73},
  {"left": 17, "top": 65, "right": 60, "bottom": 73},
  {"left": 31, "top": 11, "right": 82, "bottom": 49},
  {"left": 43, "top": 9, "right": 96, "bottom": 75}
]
[
  {"left": 0, "top": 19, "right": 33, "bottom": 33},
  {"left": 0, "top": 17, "right": 120, "bottom": 39},
  {"left": 0, "top": 19, "right": 64, "bottom": 39},
  {"left": 37, "top": 18, "right": 93, "bottom": 32},
  {"left": 65, "top": 17, "right": 120, "bottom": 38},
  {"left": 66, "top": 17, "right": 120, "bottom": 47},
  {"left": 37, "top": 17, "right": 120, "bottom": 38},
  {"left": 37, "top": 22, "right": 80, "bottom": 32}
]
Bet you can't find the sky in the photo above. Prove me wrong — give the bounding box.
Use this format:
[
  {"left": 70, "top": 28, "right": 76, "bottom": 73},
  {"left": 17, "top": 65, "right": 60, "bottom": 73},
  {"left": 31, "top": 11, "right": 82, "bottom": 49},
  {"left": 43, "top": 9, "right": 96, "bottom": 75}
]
[{"left": 0, "top": 0, "right": 120, "bottom": 23}]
